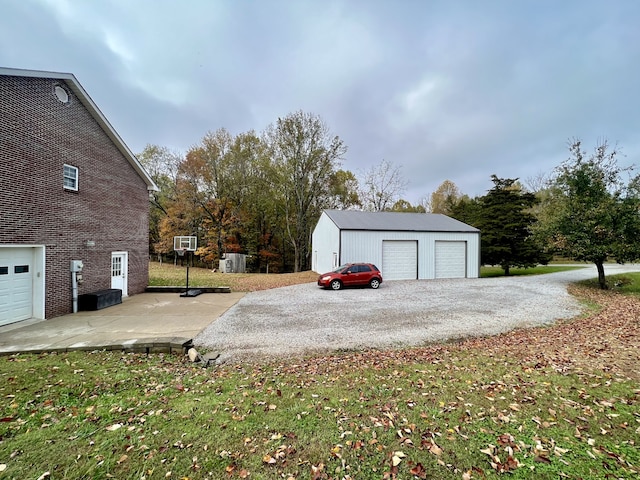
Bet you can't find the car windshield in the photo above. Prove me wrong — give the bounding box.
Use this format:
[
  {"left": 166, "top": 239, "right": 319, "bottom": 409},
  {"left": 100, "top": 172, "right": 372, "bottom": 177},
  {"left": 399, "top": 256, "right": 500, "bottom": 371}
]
[{"left": 332, "top": 264, "right": 350, "bottom": 273}]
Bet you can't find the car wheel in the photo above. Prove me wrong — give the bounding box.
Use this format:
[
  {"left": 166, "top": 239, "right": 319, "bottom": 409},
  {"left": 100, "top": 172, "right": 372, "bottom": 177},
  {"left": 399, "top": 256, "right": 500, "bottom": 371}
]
[
  {"left": 330, "top": 279, "right": 342, "bottom": 290},
  {"left": 369, "top": 278, "right": 380, "bottom": 289}
]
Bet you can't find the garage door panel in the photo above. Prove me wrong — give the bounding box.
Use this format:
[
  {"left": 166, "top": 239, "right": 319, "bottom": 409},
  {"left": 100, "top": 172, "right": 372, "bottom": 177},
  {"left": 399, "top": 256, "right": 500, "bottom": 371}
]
[
  {"left": 435, "top": 241, "right": 466, "bottom": 278},
  {"left": 0, "top": 248, "right": 34, "bottom": 325},
  {"left": 383, "top": 241, "right": 417, "bottom": 280}
]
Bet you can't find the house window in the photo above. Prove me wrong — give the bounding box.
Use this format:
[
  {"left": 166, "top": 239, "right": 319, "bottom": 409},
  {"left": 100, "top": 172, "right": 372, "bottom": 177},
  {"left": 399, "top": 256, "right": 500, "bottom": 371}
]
[{"left": 63, "top": 164, "right": 78, "bottom": 191}]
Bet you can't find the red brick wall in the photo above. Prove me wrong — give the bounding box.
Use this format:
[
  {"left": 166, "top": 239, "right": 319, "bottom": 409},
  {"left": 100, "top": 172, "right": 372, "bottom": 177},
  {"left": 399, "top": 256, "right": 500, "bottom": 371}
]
[{"left": 0, "top": 74, "right": 150, "bottom": 318}]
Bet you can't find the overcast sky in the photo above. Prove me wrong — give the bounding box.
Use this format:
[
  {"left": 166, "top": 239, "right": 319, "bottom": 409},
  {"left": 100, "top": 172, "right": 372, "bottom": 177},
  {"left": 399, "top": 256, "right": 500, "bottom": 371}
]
[{"left": 2, "top": 0, "right": 639, "bottom": 203}]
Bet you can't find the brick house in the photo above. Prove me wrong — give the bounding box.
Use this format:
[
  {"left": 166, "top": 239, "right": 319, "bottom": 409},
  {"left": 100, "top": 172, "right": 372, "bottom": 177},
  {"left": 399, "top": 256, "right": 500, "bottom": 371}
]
[{"left": 0, "top": 67, "right": 157, "bottom": 325}]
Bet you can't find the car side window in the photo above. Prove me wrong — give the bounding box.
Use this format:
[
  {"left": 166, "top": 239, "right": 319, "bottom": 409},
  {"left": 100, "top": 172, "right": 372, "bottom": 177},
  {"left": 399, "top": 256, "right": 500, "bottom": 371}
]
[{"left": 360, "top": 265, "right": 371, "bottom": 272}]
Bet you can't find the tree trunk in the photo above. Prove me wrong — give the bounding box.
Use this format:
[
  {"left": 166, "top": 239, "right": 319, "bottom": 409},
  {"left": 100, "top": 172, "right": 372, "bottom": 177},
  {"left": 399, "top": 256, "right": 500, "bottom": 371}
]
[
  {"left": 504, "top": 265, "right": 510, "bottom": 276},
  {"left": 595, "top": 261, "right": 607, "bottom": 289}
]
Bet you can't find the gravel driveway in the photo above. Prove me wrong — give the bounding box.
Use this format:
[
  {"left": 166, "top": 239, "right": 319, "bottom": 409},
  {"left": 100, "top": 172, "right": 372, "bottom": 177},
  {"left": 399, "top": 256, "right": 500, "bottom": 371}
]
[{"left": 195, "top": 264, "right": 640, "bottom": 362}]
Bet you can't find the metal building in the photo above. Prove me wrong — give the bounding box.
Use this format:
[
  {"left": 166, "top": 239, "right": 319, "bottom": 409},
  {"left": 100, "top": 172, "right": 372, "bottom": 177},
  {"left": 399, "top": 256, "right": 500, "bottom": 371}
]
[{"left": 312, "top": 210, "right": 480, "bottom": 280}]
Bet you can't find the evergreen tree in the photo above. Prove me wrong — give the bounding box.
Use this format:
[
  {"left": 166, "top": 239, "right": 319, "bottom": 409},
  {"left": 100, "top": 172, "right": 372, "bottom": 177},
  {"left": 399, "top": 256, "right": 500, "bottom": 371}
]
[{"left": 477, "top": 175, "right": 550, "bottom": 275}]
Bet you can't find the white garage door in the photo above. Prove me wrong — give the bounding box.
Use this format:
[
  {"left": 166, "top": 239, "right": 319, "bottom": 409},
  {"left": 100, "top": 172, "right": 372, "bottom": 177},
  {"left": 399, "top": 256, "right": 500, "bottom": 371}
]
[
  {"left": 382, "top": 240, "right": 417, "bottom": 280},
  {"left": 0, "top": 248, "right": 34, "bottom": 326},
  {"left": 435, "top": 241, "right": 467, "bottom": 279}
]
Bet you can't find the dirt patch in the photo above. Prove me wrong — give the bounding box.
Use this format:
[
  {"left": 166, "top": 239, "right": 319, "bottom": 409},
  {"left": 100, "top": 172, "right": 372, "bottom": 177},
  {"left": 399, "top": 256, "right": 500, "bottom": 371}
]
[{"left": 231, "top": 270, "right": 317, "bottom": 291}]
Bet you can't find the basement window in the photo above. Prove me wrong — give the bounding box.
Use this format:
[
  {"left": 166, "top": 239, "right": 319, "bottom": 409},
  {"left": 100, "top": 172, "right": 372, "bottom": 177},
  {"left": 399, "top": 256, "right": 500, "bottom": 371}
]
[{"left": 63, "top": 164, "right": 78, "bottom": 191}]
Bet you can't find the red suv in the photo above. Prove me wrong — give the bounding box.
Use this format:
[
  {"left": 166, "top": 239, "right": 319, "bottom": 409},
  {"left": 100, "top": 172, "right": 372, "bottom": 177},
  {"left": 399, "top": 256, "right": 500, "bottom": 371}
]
[{"left": 317, "top": 263, "right": 383, "bottom": 290}]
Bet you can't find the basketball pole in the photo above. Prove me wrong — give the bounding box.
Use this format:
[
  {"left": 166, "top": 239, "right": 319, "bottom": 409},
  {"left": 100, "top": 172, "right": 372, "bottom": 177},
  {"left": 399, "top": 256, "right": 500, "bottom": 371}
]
[{"left": 185, "top": 251, "right": 190, "bottom": 295}]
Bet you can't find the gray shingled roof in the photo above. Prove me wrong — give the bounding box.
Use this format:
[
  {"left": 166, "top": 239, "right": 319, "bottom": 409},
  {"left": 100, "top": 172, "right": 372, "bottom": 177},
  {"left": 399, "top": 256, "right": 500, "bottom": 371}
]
[{"left": 323, "top": 209, "right": 479, "bottom": 232}]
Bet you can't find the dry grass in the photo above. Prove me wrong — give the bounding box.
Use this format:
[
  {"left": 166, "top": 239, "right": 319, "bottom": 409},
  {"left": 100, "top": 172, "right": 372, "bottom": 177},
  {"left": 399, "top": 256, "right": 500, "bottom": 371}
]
[{"left": 148, "top": 262, "right": 318, "bottom": 292}]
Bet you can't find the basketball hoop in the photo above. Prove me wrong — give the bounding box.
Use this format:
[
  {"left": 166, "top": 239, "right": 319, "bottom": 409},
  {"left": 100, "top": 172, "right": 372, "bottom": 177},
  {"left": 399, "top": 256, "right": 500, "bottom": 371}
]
[{"left": 172, "top": 236, "right": 198, "bottom": 297}]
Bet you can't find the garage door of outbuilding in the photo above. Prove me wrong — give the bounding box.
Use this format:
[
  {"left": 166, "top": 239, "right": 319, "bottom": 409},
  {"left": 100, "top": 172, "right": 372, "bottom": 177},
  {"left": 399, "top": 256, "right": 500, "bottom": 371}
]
[
  {"left": 0, "top": 247, "right": 35, "bottom": 325},
  {"left": 382, "top": 240, "right": 417, "bottom": 280},
  {"left": 435, "top": 241, "right": 467, "bottom": 278}
]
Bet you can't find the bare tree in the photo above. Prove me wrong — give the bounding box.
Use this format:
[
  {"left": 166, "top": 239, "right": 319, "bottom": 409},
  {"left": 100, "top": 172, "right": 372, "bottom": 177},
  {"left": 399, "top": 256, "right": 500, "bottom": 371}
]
[
  {"left": 359, "top": 159, "right": 407, "bottom": 211},
  {"left": 523, "top": 171, "right": 551, "bottom": 193}
]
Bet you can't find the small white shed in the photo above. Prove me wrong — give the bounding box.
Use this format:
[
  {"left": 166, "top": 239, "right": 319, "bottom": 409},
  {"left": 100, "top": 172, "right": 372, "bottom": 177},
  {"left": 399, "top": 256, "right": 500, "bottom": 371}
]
[{"left": 312, "top": 210, "right": 480, "bottom": 280}]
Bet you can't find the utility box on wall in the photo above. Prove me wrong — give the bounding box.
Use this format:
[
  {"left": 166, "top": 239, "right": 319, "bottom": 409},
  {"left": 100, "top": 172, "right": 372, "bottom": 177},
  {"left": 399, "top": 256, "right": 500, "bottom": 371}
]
[{"left": 219, "top": 253, "right": 246, "bottom": 273}]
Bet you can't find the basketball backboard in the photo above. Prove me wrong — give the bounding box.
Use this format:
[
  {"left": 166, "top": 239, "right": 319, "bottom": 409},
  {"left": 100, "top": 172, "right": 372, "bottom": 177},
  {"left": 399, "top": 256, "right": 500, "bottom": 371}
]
[{"left": 173, "top": 236, "right": 197, "bottom": 252}]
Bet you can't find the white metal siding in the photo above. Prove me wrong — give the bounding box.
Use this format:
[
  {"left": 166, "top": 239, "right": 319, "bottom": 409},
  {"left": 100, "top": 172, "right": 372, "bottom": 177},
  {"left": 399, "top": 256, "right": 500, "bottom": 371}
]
[
  {"left": 314, "top": 220, "right": 480, "bottom": 280},
  {"left": 435, "top": 241, "right": 467, "bottom": 278},
  {"left": 0, "top": 247, "right": 34, "bottom": 325},
  {"left": 311, "top": 212, "right": 341, "bottom": 273},
  {"left": 339, "top": 230, "right": 479, "bottom": 280},
  {"left": 382, "top": 240, "right": 417, "bottom": 280}
]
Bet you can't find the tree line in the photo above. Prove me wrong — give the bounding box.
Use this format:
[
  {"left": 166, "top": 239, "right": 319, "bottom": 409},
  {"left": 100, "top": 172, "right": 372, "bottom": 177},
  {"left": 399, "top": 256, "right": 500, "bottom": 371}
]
[
  {"left": 140, "top": 111, "right": 418, "bottom": 273},
  {"left": 140, "top": 110, "right": 640, "bottom": 287}
]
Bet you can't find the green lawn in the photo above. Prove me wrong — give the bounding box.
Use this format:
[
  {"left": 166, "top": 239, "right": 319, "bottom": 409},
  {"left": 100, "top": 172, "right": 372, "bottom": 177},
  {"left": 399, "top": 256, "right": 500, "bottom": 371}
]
[
  {"left": 579, "top": 271, "right": 640, "bottom": 295},
  {"left": 480, "top": 265, "right": 585, "bottom": 277}
]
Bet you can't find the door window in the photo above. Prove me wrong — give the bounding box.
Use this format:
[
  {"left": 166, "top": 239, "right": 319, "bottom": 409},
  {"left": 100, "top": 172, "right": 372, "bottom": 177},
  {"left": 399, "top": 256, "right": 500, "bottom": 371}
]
[{"left": 112, "top": 256, "right": 122, "bottom": 276}]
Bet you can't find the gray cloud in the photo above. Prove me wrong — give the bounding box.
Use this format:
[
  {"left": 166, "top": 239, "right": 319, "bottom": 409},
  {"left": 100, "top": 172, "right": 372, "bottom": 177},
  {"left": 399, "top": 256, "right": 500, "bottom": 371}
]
[{"left": 2, "top": 0, "right": 639, "bottom": 202}]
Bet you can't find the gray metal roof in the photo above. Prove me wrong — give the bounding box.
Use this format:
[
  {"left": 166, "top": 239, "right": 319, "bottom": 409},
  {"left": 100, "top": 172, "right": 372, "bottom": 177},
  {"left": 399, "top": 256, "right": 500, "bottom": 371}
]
[
  {"left": 323, "top": 209, "right": 479, "bottom": 233},
  {"left": 0, "top": 67, "right": 158, "bottom": 191}
]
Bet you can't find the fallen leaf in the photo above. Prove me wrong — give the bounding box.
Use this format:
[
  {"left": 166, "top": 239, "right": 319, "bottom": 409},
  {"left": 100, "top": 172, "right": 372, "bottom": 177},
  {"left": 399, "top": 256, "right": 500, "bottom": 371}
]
[
  {"left": 534, "top": 455, "right": 551, "bottom": 464},
  {"left": 428, "top": 442, "right": 443, "bottom": 455},
  {"left": 392, "top": 450, "right": 406, "bottom": 466},
  {"left": 409, "top": 462, "right": 427, "bottom": 478}
]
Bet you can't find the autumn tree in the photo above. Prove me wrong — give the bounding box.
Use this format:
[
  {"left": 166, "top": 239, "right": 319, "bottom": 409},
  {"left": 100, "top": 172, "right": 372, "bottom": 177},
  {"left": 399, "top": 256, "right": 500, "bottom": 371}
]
[
  {"left": 541, "top": 139, "right": 640, "bottom": 288},
  {"left": 229, "top": 131, "right": 285, "bottom": 272},
  {"left": 326, "top": 169, "right": 360, "bottom": 209},
  {"left": 390, "top": 199, "right": 426, "bottom": 212},
  {"left": 476, "top": 175, "right": 550, "bottom": 275},
  {"left": 424, "top": 180, "right": 462, "bottom": 215},
  {"left": 178, "top": 129, "right": 230, "bottom": 261},
  {"left": 137, "top": 144, "right": 182, "bottom": 258},
  {"left": 359, "top": 159, "right": 407, "bottom": 211},
  {"left": 264, "top": 111, "right": 347, "bottom": 272}
]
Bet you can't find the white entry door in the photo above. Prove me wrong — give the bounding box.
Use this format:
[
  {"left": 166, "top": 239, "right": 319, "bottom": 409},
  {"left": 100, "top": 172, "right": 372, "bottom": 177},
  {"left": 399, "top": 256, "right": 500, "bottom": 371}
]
[{"left": 110, "top": 252, "right": 128, "bottom": 296}]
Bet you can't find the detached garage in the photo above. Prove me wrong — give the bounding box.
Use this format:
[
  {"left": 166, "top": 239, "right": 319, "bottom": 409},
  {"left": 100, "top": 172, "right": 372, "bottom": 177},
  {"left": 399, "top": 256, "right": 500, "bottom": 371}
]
[{"left": 312, "top": 210, "right": 480, "bottom": 280}]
